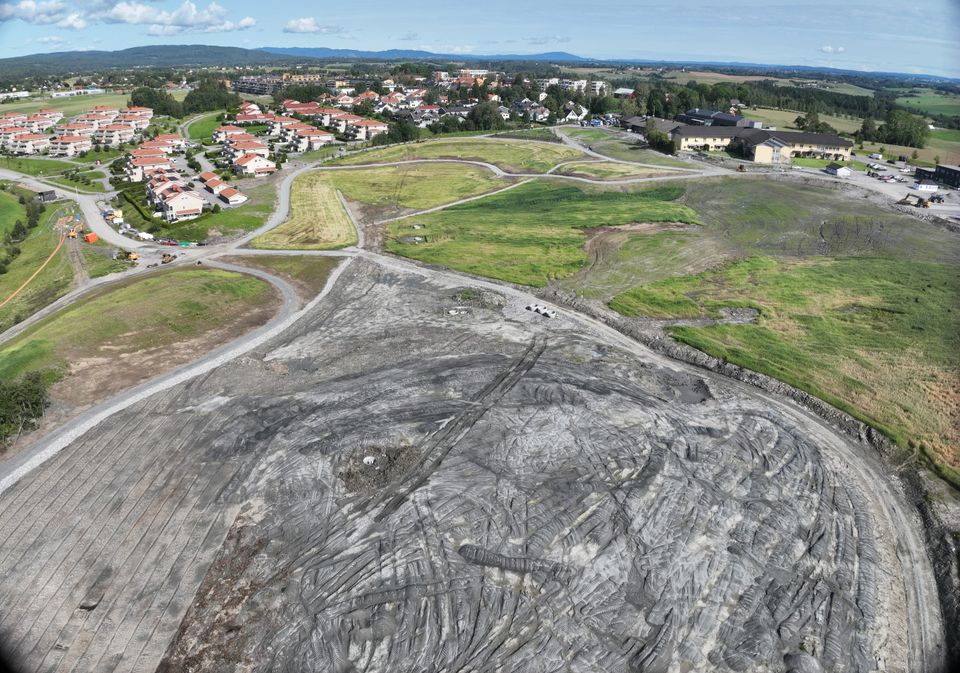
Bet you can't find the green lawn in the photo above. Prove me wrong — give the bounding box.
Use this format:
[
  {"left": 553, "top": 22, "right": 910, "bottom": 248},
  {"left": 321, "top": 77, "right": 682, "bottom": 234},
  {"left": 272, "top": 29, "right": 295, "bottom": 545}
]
[
  {"left": 553, "top": 161, "right": 671, "bottom": 180},
  {"left": 495, "top": 128, "right": 560, "bottom": 143},
  {"left": 45, "top": 170, "right": 107, "bottom": 193},
  {"left": 80, "top": 244, "right": 133, "bottom": 278},
  {"left": 609, "top": 256, "right": 960, "bottom": 480},
  {"left": 576, "top": 136, "right": 695, "bottom": 168},
  {"left": 0, "top": 268, "right": 274, "bottom": 384},
  {"left": 387, "top": 181, "right": 698, "bottom": 287},
  {"left": 0, "top": 156, "right": 79, "bottom": 177},
  {"left": 73, "top": 147, "right": 124, "bottom": 164},
  {"left": 328, "top": 163, "right": 507, "bottom": 215},
  {"left": 330, "top": 137, "right": 586, "bottom": 174},
  {"left": 187, "top": 112, "right": 225, "bottom": 142},
  {"left": 0, "top": 92, "right": 133, "bottom": 117},
  {"left": 563, "top": 128, "right": 615, "bottom": 143}
]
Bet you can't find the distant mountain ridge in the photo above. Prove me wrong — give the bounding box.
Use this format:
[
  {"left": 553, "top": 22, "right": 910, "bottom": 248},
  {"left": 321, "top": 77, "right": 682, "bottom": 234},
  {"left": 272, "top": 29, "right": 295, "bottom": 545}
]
[{"left": 259, "top": 46, "right": 587, "bottom": 62}]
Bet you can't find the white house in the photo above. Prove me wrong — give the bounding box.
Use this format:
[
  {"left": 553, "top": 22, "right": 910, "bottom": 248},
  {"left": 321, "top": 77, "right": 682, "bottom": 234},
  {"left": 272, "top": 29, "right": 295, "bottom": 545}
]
[
  {"left": 204, "top": 177, "right": 228, "bottom": 195},
  {"left": 291, "top": 128, "right": 334, "bottom": 151},
  {"left": 11, "top": 134, "right": 50, "bottom": 155},
  {"left": 219, "top": 187, "right": 248, "bottom": 205},
  {"left": 126, "top": 155, "right": 173, "bottom": 181},
  {"left": 914, "top": 179, "right": 938, "bottom": 192},
  {"left": 49, "top": 135, "right": 93, "bottom": 157},
  {"left": 212, "top": 125, "right": 247, "bottom": 143},
  {"left": 161, "top": 190, "right": 205, "bottom": 222},
  {"left": 825, "top": 162, "right": 852, "bottom": 178},
  {"left": 93, "top": 123, "right": 135, "bottom": 146},
  {"left": 348, "top": 119, "right": 389, "bottom": 140},
  {"left": 0, "top": 126, "right": 27, "bottom": 147},
  {"left": 233, "top": 153, "right": 276, "bottom": 176}
]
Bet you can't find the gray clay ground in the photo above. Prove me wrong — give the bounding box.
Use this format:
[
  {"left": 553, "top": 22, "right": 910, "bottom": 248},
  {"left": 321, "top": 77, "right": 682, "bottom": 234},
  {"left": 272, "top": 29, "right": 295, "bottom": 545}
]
[{"left": 0, "top": 257, "right": 943, "bottom": 673}]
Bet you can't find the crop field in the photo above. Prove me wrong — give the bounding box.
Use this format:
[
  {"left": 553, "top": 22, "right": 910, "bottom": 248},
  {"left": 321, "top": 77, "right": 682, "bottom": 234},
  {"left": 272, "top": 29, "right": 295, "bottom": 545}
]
[
  {"left": 251, "top": 172, "right": 357, "bottom": 250},
  {"left": 854, "top": 138, "right": 960, "bottom": 166},
  {"left": 610, "top": 256, "right": 960, "bottom": 478},
  {"left": 328, "top": 163, "right": 507, "bottom": 216},
  {"left": 894, "top": 89, "right": 960, "bottom": 117},
  {"left": 0, "top": 268, "right": 276, "bottom": 401},
  {"left": 741, "top": 106, "right": 863, "bottom": 134},
  {"left": 553, "top": 161, "right": 672, "bottom": 180},
  {"left": 0, "top": 90, "right": 187, "bottom": 117},
  {"left": 331, "top": 137, "right": 585, "bottom": 173},
  {"left": 0, "top": 194, "right": 73, "bottom": 333},
  {"left": 387, "top": 181, "right": 697, "bottom": 286}
]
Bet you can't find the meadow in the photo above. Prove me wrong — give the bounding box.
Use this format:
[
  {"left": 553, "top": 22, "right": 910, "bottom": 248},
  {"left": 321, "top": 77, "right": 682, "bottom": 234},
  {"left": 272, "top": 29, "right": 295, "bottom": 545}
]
[
  {"left": 330, "top": 138, "right": 585, "bottom": 173},
  {"left": 387, "top": 181, "right": 697, "bottom": 286},
  {"left": 894, "top": 89, "right": 960, "bottom": 117},
  {"left": 251, "top": 173, "right": 356, "bottom": 250}
]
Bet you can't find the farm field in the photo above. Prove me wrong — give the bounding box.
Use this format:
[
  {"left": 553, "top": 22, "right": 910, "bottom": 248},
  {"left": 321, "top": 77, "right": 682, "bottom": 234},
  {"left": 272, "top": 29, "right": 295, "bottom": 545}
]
[
  {"left": 0, "top": 191, "right": 73, "bottom": 333},
  {"left": 220, "top": 254, "right": 341, "bottom": 304},
  {"left": 854, "top": 138, "right": 960, "bottom": 166},
  {"left": 894, "top": 89, "right": 960, "bottom": 117},
  {"left": 251, "top": 172, "right": 356, "bottom": 250},
  {"left": 387, "top": 181, "right": 697, "bottom": 286},
  {"left": 330, "top": 137, "right": 585, "bottom": 173},
  {"left": 328, "top": 163, "right": 507, "bottom": 217},
  {"left": 553, "top": 161, "right": 671, "bottom": 180},
  {"left": 0, "top": 268, "right": 276, "bottom": 405},
  {"left": 741, "top": 106, "right": 862, "bottom": 134},
  {"left": 610, "top": 256, "right": 960, "bottom": 482},
  {"left": 0, "top": 89, "right": 187, "bottom": 117}
]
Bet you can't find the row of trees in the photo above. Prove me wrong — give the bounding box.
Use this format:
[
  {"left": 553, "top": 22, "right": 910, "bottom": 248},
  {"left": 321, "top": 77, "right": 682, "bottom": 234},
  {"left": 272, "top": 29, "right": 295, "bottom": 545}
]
[
  {"left": 0, "top": 188, "right": 45, "bottom": 276},
  {"left": 856, "top": 109, "right": 930, "bottom": 148},
  {"left": 130, "top": 79, "right": 240, "bottom": 119}
]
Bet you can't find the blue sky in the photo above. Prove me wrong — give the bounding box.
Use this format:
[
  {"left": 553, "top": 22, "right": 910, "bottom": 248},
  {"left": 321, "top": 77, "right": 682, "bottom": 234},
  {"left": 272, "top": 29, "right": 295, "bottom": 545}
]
[{"left": 0, "top": 0, "right": 958, "bottom": 78}]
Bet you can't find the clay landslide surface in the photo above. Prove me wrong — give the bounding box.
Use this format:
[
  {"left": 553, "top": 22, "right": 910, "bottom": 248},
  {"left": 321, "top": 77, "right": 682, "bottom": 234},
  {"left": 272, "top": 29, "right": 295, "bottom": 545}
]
[{"left": 0, "top": 258, "right": 936, "bottom": 673}]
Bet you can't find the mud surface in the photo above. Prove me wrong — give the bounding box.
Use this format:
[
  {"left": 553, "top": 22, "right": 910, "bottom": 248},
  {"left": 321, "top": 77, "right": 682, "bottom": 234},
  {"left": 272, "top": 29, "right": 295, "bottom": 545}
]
[{"left": 0, "top": 258, "right": 942, "bottom": 672}]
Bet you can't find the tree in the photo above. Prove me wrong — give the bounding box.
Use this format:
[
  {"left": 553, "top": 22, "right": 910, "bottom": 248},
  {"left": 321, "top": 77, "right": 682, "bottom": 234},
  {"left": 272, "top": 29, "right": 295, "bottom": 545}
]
[
  {"left": 878, "top": 110, "right": 929, "bottom": 148},
  {"left": 129, "top": 87, "right": 183, "bottom": 117},
  {"left": 183, "top": 79, "right": 240, "bottom": 115},
  {"left": 466, "top": 102, "right": 507, "bottom": 131},
  {"left": 911, "top": 149, "right": 919, "bottom": 160},
  {"left": 858, "top": 117, "right": 878, "bottom": 142},
  {"left": 934, "top": 155, "right": 941, "bottom": 165}
]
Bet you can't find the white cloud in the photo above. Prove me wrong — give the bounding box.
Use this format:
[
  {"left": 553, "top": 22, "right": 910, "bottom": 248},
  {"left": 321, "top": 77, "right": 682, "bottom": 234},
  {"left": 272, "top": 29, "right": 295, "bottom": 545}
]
[
  {"left": 525, "top": 35, "right": 572, "bottom": 46},
  {"left": 0, "top": 1, "right": 252, "bottom": 34},
  {"left": 283, "top": 16, "right": 343, "bottom": 34},
  {"left": 820, "top": 45, "right": 846, "bottom": 53},
  {"left": 35, "top": 34, "right": 64, "bottom": 43}
]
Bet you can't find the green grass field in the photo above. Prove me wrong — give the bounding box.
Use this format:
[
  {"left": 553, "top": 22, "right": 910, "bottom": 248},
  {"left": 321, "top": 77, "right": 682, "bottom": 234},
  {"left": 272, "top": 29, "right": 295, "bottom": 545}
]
[
  {"left": 609, "top": 256, "right": 960, "bottom": 478},
  {"left": 741, "top": 107, "right": 863, "bottom": 134},
  {"left": 0, "top": 193, "right": 73, "bottom": 332},
  {"left": 331, "top": 137, "right": 585, "bottom": 173},
  {"left": 328, "top": 163, "right": 507, "bottom": 215},
  {"left": 894, "top": 89, "right": 960, "bottom": 117},
  {"left": 853, "top": 138, "right": 959, "bottom": 166},
  {"left": 0, "top": 268, "right": 274, "bottom": 385},
  {"left": 554, "top": 161, "right": 671, "bottom": 180},
  {"left": 0, "top": 156, "right": 79, "bottom": 177},
  {"left": 387, "top": 181, "right": 697, "bottom": 286},
  {"left": 495, "top": 128, "right": 560, "bottom": 143},
  {"left": 0, "top": 92, "right": 132, "bottom": 117},
  {"left": 566, "top": 132, "right": 694, "bottom": 168},
  {"left": 790, "top": 157, "right": 867, "bottom": 171},
  {"left": 187, "top": 112, "right": 224, "bottom": 142},
  {"left": 564, "top": 128, "right": 616, "bottom": 143},
  {"left": 251, "top": 172, "right": 357, "bottom": 250},
  {"left": 80, "top": 244, "right": 133, "bottom": 278},
  {"left": 72, "top": 147, "right": 123, "bottom": 164},
  {"left": 45, "top": 170, "right": 107, "bottom": 193}
]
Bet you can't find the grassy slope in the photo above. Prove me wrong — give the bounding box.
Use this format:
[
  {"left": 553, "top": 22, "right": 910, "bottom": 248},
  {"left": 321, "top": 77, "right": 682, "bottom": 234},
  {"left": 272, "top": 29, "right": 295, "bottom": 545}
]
[
  {"left": 187, "top": 112, "right": 223, "bottom": 142},
  {"left": 220, "top": 255, "right": 340, "bottom": 302},
  {"left": 554, "top": 161, "right": 670, "bottom": 180},
  {"left": 0, "top": 157, "right": 78, "bottom": 176},
  {"left": 330, "top": 138, "right": 585, "bottom": 173},
  {"left": 329, "top": 163, "right": 505, "bottom": 212},
  {"left": 610, "top": 256, "right": 960, "bottom": 475},
  {"left": 387, "top": 181, "right": 698, "bottom": 287},
  {"left": 0, "top": 268, "right": 274, "bottom": 382},
  {"left": 0, "top": 194, "right": 73, "bottom": 332},
  {"left": 741, "top": 107, "right": 862, "bottom": 134},
  {"left": 495, "top": 128, "right": 560, "bottom": 143},
  {"left": 251, "top": 172, "right": 356, "bottom": 250}
]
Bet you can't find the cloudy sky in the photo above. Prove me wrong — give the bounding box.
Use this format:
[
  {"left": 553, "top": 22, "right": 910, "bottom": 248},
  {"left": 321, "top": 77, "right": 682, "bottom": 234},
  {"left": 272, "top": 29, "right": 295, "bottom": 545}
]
[{"left": 0, "top": 0, "right": 957, "bottom": 77}]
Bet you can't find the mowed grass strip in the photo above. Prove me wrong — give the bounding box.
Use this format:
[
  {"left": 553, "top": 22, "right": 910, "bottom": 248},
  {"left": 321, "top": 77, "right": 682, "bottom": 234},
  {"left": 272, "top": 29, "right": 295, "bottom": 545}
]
[
  {"left": 0, "top": 268, "right": 276, "bottom": 385},
  {"left": 554, "top": 161, "right": 672, "bottom": 180},
  {"left": 331, "top": 137, "right": 585, "bottom": 173},
  {"left": 387, "top": 181, "right": 698, "bottom": 286},
  {"left": 187, "top": 112, "right": 223, "bottom": 142},
  {"left": 0, "top": 156, "right": 79, "bottom": 177},
  {"left": 327, "top": 163, "right": 506, "bottom": 212},
  {"left": 251, "top": 172, "right": 357, "bottom": 250},
  {"left": 610, "top": 256, "right": 960, "bottom": 477}
]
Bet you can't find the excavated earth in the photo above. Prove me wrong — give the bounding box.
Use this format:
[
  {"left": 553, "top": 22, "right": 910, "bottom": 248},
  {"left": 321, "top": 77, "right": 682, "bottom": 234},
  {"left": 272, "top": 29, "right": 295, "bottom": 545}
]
[{"left": 0, "top": 257, "right": 945, "bottom": 673}]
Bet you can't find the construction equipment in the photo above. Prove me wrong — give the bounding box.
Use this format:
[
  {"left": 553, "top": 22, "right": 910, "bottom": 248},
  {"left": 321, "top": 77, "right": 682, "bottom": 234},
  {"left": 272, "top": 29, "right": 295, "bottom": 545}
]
[
  {"left": 160, "top": 253, "right": 176, "bottom": 264},
  {"left": 83, "top": 232, "right": 99, "bottom": 244},
  {"left": 898, "top": 195, "right": 931, "bottom": 208}
]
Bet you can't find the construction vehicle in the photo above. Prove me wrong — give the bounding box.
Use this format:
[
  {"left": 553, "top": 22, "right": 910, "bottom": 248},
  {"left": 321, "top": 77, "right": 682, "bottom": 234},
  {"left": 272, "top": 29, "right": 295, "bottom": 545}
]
[
  {"left": 898, "top": 195, "right": 930, "bottom": 208},
  {"left": 160, "top": 253, "right": 176, "bottom": 264}
]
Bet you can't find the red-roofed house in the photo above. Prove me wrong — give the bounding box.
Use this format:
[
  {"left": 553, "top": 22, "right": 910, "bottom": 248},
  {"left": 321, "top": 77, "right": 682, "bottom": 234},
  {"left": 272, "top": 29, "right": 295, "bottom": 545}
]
[
  {"left": 0, "top": 126, "right": 28, "bottom": 148},
  {"left": 49, "top": 135, "right": 93, "bottom": 157},
  {"left": 197, "top": 170, "right": 218, "bottom": 183},
  {"left": 204, "top": 177, "right": 227, "bottom": 195},
  {"left": 212, "top": 125, "right": 247, "bottom": 143},
  {"left": 56, "top": 122, "right": 96, "bottom": 137},
  {"left": 219, "top": 187, "right": 248, "bottom": 205},
  {"left": 93, "top": 123, "right": 135, "bottom": 146},
  {"left": 233, "top": 153, "right": 276, "bottom": 176},
  {"left": 161, "top": 190, "right": 204, "bottom": 222},
  {"left": 11, "top": 134, "right": 50, "bottom": 155},
  {"left": 349, "top": 119, "right": 389, "bottom": 141},
  {"left": 126, "top": 155, "right": 173, "bottom": 181}
]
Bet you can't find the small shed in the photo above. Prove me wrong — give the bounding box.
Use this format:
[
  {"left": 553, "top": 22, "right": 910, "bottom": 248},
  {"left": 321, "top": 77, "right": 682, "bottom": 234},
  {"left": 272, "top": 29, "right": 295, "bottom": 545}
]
[
  {"left": 825, "top": 162, "right": 851, "bottom": 177},
  {"left": 83, "top": 232, "right": 99, "bottom": 244},
  {"left": 35, "top": 190, "right": 57, "bottom": 203},
  {"left": 914, "top": 180, "right": 939, "bottom": 192}
]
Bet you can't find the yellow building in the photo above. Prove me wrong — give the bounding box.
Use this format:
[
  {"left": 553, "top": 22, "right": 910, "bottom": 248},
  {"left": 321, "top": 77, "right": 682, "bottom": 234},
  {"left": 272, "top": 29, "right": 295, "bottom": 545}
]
[{"left": 671, "top": 126, "right": 853, "bottom": 164}]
